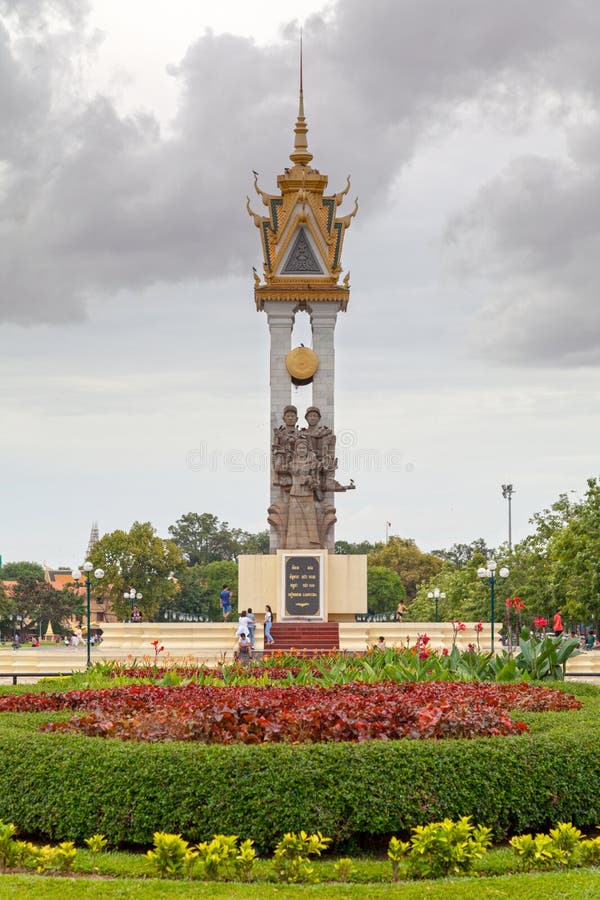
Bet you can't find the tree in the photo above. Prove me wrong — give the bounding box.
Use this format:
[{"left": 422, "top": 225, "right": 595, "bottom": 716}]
[
  {"left": 9, "top": 578, "right": 83, "bottom": 637},
  {"left": 410, "top": 561, "right": 491, "bottom": 623},
  {"left": 546, "top": 478, "right": 600, "bottom": 629},
  {"left": 368, "top": 537, "right": 443, "bottom": 600},
  {"left": 0, "top": 561, "right": 45, "bottom": 581},
  {"left": 168, "top": 513, "right": 265, "bottom": 564},
  {"left": 367, "top": 565, "right": 406, "bottom": 615},
  {"left": 0, "top": 581, "right": 14, "bottom": 636},
  {"left": 335, "top": 540, "right": 381, "bottom": 555},
  {"left": 88, "top": 521, "right": 184, "bottom": 621},
  {"left": 238, "top": 530, "right": 270, "bottom": 555},
  {"left": 430, "top": 540, "right": 491, "bottom": 568}
]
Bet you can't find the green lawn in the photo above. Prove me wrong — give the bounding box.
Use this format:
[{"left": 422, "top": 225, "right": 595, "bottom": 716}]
[{"left": 1, "top": 870, "right": 600, "bottom": 898}]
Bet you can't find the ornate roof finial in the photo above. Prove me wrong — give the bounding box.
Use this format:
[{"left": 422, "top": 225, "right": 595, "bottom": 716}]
[{"left": 290, "top": 28, "right": 313, "bottom": 167}]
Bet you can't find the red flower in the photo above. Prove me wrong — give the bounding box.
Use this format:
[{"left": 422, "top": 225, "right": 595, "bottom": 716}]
[
  {"left": 474, "top": 621, "right": 483, "bottom": 633},
  {"left": 505, "top": 598, "right": 512, "bottom": 609}
]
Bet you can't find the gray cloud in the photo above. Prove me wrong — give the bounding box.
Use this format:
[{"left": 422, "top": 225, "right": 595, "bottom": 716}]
[
  {"left": 447, "top": 139, "right": 600, "bottom": 364},
  {"left": 3, "top": 0, "right": 600, "bottom": 332}
]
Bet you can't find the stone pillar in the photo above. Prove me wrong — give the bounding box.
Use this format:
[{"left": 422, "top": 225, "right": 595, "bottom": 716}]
[
  {"left": 311, "top": 303, "right": 343, "bottom": 552},
  {"left": 264, "top": 302, "right": 296, "bottom": 552},
  {"left": 310, "top": 304, "right": 341, "bottom": 430}
]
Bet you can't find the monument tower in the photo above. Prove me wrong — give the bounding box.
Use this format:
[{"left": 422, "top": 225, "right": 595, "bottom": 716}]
[
  {"left": 241, "top": 59, "right": 367, "bottom": 626},
  {"left": 247, "top": 59, "right": 358, "bottom": 554}
]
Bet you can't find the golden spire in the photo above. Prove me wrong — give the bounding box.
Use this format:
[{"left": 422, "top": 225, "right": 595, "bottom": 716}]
[{"left": 290, "top": 30, "right": 313, "bottom": 167}]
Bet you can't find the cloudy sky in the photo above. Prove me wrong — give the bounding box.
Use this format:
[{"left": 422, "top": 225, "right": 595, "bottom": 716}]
[{"left": 2, "top": 0, "right": 600, "bottom": 567}]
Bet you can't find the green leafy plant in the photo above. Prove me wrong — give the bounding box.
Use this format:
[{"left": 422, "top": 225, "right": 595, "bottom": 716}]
[
  {"left": 0, "top": 820, "right": 18, "bottom": 870},
  {"left": 36, "top": 841, "right": 77, "bottom": 873},
  {"left": 333, "top": 856, "right": 355, "bottom": 883},
  {"left": 146, "top": 832, "right": 197, "bottom": 878},
  {"left": 13, "top": 840, "right": 41, "bottom": 869},
  {"left": 404, "top": 817, "right": 492, "bottom": 878},
  {"left": 235, "top": 838, "right": 257, "bottom": 881},
  {"left": 549, "top": 821, "right": 583, "bottom": 857},
  {"left": 580, "top": 836, "right": 600, "bottom": 865},
  {"left": 511, "top": 822, "right": 583, "bottom": 869},
  {"left": 510, "top": 832, "right": 566, "bottom": 868},
  {"left": 513, "top": 634, "right": 580, "bottom": 681},
  {"left": 85, "top": 833, "right": 108, "bottom": 853},
  {"left": 195, "top": 834, "right": 238, "bottom": 880},
  {"left": 272, "top": 830, "right": 331, "bottom": 883},
  {"left": 387, "top": 835, "right": 409, "bottom": 882}
]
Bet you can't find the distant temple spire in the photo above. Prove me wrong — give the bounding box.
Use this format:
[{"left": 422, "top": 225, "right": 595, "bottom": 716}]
[
  {"left": 86, "top": 521, "right": 99, "bottom": 559},
  {"left": 290, "top": 30, "right": 313, "bottom": 167}
]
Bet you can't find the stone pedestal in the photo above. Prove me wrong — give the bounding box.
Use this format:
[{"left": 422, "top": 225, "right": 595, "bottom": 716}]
[{"left": 238, "top": 552, "right": 367, "bottom": 623}]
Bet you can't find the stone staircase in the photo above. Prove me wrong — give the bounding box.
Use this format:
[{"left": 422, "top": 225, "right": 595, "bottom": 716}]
[{"left": 264, "top": 622, "right": 340, "bottom": 654}]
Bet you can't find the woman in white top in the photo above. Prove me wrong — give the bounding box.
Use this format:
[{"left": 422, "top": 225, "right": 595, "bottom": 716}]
[{"left": 264, "top": 605, "right": 274, "bottom": 644}]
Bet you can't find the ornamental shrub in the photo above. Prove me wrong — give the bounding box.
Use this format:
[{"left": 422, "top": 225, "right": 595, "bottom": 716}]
[
  {"left": 195, "top": 834, "right": 238, "bottom": 880},
  {"left": 272, "top": 831, "right": 331, "bottom": 883},
  {"left": 510, "top": 821, "right": 584, "bottom": 870},
  {"left": 403, "top": 817, "right": 492, "bottom": 879},
  {"left": 146, "top": 832, "right": 196, "bottom": 878},
  {"left": 0, "top": 683, "right": 597, "bottom": 850},
  {"left": 0, "top": 820, "right": 18, "bottom": 869}
]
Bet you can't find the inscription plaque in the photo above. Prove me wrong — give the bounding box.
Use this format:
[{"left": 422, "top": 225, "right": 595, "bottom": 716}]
[{"left": 285, "top": 556, "right": 320, "bottom": 617}]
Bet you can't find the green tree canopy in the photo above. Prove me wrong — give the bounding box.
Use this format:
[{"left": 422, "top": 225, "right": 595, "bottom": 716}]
[
  {"left": 9, "top": 579, "right": 83, "bottom": 637},
  {"left": 88, "top": 521, "right": 184, "bottom": 621},
  {"left": 335, "top": 540, "right": 381, "bottom": 555},
  {"left": 168, "top": 513, "right": 267, "bottom": 564},
  {"left": 369, "top": 537, "right": 443, "bottom": 600},
  {"left": 430, "top": 539, "right": 491, "bottom": 568},
  {"left": 367, "top": 565, "right": 406, "bottom": 615},
  {"left": 546, "top": 478, "right": 600, "bottom": 628},
  {"left": 0, "top": 561, "right": 45, "bottom": 581}
]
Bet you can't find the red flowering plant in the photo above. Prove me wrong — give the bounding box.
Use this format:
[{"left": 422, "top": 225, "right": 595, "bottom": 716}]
[
  {"left": 151, "top": 640, "right": 165, "bottom": 671},
  {"left": 534, "top": 616, "right": 549, "bottom": 638},
  {"left": 474, "top": 621, "right": 484, "bottom": 652},
  {"left": 504, "top": 598, "right": 525, "bottom": 650},
  {"left": 451, "top": 621, "right": 467, "bottom": 648}
]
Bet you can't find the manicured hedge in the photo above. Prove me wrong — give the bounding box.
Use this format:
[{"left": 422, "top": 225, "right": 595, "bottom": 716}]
[{"left": 0, "top": 684, "right": 598, "bottom": 850}]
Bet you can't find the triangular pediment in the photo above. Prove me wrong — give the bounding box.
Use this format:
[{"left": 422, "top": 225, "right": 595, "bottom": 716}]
[{"left": 281, "top": 227, "right": 324, "bottom": 275}]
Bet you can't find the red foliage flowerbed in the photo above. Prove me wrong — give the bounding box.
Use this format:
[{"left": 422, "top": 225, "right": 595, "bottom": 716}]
[{"left": 0, "top": 681, "right": 581, "bottom": 744}]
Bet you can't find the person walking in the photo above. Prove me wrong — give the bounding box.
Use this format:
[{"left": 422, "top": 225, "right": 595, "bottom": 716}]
[
  {"left": 553, "top": 608, "right": 564, "bottom": 638},
  {"left": 246, "top": 608, "right": 256, "bottom": 648},
  {"left": 264, "top": 604, "right": 274, "bottom": 645},
  {"left": 220, "top": 585, "right": 232, "bottom": 620}
]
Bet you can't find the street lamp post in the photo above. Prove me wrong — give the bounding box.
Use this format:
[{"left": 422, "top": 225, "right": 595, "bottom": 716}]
[
  {"left": 124, "top": 587, "right": 143, "bottom": 620},
  {"left": 427, "top": 588, "right": 446, "bottom": 622},
  {"left": 501, "top": 484, "right": 515, "bottom": 551},
  {"left": 477, "top": 560, "right": 509, "bottom": 653},
  {"left": 72, "top": 562, "right": 104, "bottom": 668}
]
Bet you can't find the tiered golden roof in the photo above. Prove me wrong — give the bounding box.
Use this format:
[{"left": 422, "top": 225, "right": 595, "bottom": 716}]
[{"left": 248, "top": 80, "right": 358, "bottom": 309}]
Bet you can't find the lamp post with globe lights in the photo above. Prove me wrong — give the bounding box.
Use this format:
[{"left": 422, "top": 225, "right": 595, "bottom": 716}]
[
  {"left": 477, "top": 560, "right": 509, "bottom": 652},
  {"left": 124, "top": 587, "right": 143, "bottom": 621},
  {"left": 501, "top": 484, "right": 515, "bottom": 551},
  {"left": 427, "top": 588, "right": 446, "bottom": 623},
  {"left": 72, "top": 562, "right": 104, "bottom": 668}
]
